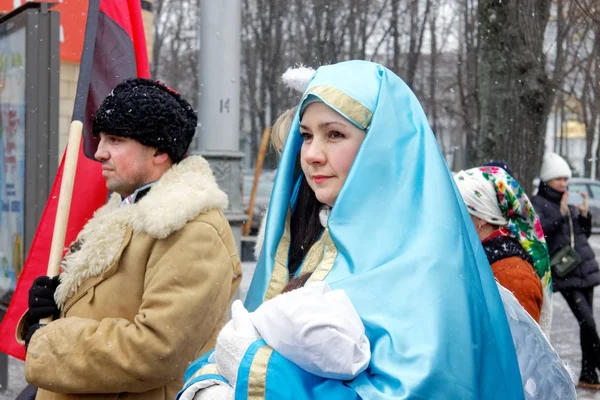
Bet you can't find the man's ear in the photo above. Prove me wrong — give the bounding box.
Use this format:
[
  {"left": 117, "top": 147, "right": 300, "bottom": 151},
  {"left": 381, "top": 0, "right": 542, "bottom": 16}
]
[{"left": 152, "top": 150, "right": 170, "bottom": 165}]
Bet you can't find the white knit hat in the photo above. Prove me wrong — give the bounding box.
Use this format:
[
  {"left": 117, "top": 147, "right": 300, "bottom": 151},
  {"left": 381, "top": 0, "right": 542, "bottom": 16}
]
[{"left": 540, "top": 153, "right": 572, "bottom": 182}]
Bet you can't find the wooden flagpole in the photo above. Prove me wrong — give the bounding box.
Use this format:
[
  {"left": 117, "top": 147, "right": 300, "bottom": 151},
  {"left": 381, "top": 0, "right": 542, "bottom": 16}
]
[
  {"left": 243, "top": 127, "right": 271, "bottom": 236},
  {"left": 40, "top": 120, "right": 83, "bottom": 324}
]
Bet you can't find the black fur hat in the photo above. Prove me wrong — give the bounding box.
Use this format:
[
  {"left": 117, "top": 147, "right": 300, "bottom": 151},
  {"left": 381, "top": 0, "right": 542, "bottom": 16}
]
[{"left": 92, "top": 78, "right": 197, "bottom": 163}]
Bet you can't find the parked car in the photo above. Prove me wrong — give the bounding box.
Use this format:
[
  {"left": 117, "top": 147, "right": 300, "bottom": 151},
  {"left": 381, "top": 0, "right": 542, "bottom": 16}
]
[
  {"left": 532, "top": 177, "right": 600, "bottom": 231},
  {"left": 242, "top": 170, "right": 276, "bottom": 234},
  {"left": 565, "top": 178, "right": 600, "bottom": 230}
]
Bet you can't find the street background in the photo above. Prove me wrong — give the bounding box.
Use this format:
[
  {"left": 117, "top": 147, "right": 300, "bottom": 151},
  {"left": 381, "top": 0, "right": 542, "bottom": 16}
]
[{"left": 3, "top": 239, "right": 600, "bottom": 399}]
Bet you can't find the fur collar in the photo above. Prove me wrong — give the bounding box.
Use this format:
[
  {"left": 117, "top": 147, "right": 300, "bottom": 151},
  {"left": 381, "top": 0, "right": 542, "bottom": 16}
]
[{"left": 55, "top": 156, "right": 228, "bottom": 308}]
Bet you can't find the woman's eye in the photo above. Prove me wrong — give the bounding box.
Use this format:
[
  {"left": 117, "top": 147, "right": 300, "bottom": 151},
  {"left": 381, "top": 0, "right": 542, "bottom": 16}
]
[
  {"left": 300, "top": 132, "right": 312, "bottom": 141},
  {"left": 329, "top": 130, "right": 345, "bottom": 139}
]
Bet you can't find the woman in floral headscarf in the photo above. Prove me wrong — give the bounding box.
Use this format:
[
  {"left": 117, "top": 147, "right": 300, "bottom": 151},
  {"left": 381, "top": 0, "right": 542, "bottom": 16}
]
[{"left": 455, "top": 166, "right": 552, "bottom": 333}]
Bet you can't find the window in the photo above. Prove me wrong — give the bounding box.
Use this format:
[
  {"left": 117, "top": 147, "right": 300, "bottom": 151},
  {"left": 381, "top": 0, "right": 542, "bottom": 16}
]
[
  {"left": 588, "top": 183, "right": 600, "bottom": 199},
  {"left": 569, "top": 183, "right": 589, "bottom": 197}
]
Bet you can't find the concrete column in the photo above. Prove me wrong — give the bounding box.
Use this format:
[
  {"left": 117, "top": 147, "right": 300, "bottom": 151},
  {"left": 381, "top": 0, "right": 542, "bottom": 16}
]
[{"left": 193, "top": 0, "right": 246, "bottom": 250}]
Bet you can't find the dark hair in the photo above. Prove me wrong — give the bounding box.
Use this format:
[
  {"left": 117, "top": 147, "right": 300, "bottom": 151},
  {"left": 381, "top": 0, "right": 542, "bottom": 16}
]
[
  {"left": 483, "top": 160, "right": 513, "bottom": 177},
  {"left": 282, "top": 273, "right": 312, "bottom": 293},
  {"left": 288, "top": 176, "right": 324, "bottom": 277}
]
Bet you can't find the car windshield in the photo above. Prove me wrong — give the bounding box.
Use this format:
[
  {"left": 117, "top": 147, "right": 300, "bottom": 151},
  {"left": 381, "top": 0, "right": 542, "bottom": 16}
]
[
  {"left": 589, "top": 183, "right": 600, "bottom": 199},
  {"left": 569, "top": 183, "right": 589, "bottom": 196}
]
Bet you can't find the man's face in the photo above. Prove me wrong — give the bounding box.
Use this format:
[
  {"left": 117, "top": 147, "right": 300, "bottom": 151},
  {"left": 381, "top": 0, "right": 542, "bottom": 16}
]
[{"left": 94, "top": 133, "right": 157, "bottom": 197}]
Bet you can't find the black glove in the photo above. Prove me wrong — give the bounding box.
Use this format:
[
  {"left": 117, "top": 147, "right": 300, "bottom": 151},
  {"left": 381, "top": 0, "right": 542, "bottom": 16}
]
[
  {"left": 24, "top": 323, "right": 45, "bottom": 348},
  {"left": 28, "top": 275, "right": 60, "bottom": 323}
]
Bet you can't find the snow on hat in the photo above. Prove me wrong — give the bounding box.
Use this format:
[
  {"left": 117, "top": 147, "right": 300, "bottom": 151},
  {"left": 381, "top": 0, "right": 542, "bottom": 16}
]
[
  {"left": 92, "top": 78, "right": 197, "bottom": 163},
  {"left": 540, "top": 152, "right": 572, "bottom": 182}
]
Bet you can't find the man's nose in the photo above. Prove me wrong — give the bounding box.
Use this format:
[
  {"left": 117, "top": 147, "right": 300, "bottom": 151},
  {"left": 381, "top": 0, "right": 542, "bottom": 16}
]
[{"left": 94, "top": 140, "right": 108, "bottom": 162}]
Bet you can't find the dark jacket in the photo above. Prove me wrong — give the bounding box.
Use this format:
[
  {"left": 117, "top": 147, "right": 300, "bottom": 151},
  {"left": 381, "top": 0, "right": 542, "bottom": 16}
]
[{"left": 532, "top": 182, "right": 600, "bottom": 291}]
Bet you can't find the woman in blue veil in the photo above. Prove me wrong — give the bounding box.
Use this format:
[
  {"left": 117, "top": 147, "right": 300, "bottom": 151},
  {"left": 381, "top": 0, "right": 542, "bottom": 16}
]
[{"left": 179, "top": 60, "right": 524, "bottom": 399}]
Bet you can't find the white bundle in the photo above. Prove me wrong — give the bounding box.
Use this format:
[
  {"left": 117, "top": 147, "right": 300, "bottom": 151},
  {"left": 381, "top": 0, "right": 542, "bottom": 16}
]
[{"left": 250, "top": 281, "right": 371, "bottom": 380}]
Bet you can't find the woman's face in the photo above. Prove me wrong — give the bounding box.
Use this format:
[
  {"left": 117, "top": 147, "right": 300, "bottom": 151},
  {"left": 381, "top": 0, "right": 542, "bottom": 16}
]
[
  {"left": 547, "top": 177, "right": 568, "bottom": 193},
  {"left": 300, "top": 102, "right": 366, "bottom": 207}
]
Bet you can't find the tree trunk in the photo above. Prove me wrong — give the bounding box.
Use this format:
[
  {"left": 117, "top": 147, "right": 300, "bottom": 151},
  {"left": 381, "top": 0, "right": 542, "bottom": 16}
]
[
  {"left": 390, "top": 0, "right": 400, "bottom": 73},
  {"left": 456, "top": 0, "right": 478, "bottom": 169},
  {"left": 582, "top": 24, "right": 600, "bottom": 176},
  {"left": 429, "top": 6, "right": 438, "bottom": 136},
  {"left": 405, "top": 0, "right": 432, "bottom": 88},
  {"left": 151, "top": 0, "right": 166, "bottom": 79},
  {"left": 477, "top": 0, "right": 552, "bottom": 193}
]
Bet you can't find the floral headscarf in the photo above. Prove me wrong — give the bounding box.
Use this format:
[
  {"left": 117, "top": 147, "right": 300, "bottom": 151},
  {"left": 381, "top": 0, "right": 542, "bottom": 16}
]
[{"left": 455, "top": 166, "right": 553, "bottom": 332}]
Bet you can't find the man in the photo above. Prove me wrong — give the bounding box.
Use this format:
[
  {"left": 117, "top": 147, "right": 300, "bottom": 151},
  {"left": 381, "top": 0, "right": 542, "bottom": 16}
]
[{"left": 17, "top": 78, "right": 241, "bottom": 399}]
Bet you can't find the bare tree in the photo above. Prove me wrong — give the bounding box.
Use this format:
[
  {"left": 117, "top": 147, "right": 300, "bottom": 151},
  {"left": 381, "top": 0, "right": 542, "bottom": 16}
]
[
  {"left": 584, "top": 24, "right": 600, "bottom": 177},
  {"left": 153, "top": 0, "right": 598, "bottom": 179},
  {"left": 542, "top": 0, "right": 598, "bottom": 176},
  {"left": 404, "top": 0, "right": 433, "bottom": 87},
  {"left": 477, "top": 0, "right": 553, "bottom": 192},
  {"left": 152, "top": 0, "right": 167, "bottom": 79},
  {"left": 456, "top": 0, "right": 478, "bottom": 169},
  {"left": 428, "top": 4, "right": 439, "bottom": 136},
  {"left": 573, "top": 0, "right": 600, "bottom": 23},
  {"left": 240, "top": 0, "right": 390, "bottom": 167},
  {"left": 151, "top": 0, "right": 200, "bottom": 106}
]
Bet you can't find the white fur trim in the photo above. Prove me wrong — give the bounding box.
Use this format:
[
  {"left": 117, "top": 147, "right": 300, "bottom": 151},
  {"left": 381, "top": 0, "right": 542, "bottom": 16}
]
[
  {"left": 54, "top": 156, "right": 228, "bottom": 309},
  {"left": 282, "top": 65, "right": 315, "bottom": 93}
]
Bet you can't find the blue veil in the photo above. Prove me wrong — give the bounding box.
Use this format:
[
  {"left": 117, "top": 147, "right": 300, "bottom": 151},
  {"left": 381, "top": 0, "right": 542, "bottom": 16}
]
[
  {"left": 244, "top": 60, "right": 523, "bottom": 399},
  {"left": 178, "top": 60, "right": 524, "bottom": 400}
]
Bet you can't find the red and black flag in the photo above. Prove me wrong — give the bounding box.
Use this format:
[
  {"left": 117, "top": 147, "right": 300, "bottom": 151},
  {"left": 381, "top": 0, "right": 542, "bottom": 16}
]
[
  {"left": 0, "top": 0, "right": 149, "bottom": 360},
  {"left": 78, "top": 0, "right": 150, "bottom": 157}
]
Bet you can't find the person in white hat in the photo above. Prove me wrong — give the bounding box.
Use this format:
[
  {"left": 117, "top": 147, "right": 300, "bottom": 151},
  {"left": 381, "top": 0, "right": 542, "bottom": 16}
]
[{"left": 533, "top": 152, "right": 600, "bottom": 390}]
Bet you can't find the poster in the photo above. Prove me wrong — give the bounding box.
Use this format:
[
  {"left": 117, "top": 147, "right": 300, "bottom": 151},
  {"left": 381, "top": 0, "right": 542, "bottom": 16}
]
[{"left": 0, "top": 26, "right": 25, "bottom": 302}]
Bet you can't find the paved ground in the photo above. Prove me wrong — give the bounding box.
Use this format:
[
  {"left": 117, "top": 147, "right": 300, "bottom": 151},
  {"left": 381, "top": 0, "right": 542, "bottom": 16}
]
[
  {"left": 4, "top": 247, "right": 600, "bottom": 399},
  {"left": 556, "top": 235, "right": 600, "bottom": 400},
  {"left": 551, "top": 280, "right": 600, "bottom": 399}
]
